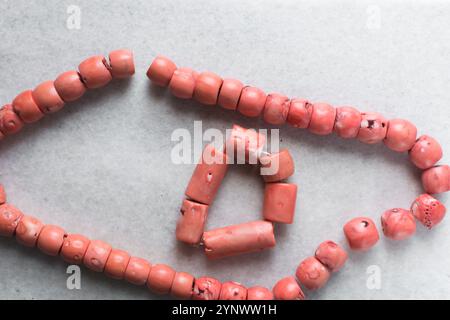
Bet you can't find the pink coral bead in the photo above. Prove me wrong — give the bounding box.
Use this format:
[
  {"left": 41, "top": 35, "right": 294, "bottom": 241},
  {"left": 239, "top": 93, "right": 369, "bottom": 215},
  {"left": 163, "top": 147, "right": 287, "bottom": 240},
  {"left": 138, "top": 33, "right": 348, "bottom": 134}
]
[
  {"left": 237, "top": 86, "right": 267, "bottom": 118},
  {"left": 0, "top": 203, "right": 23, "bottom": 237},
  {"left": 147, "top": 264, "right": 176, "bottom": 295},
  {"left": 32, "top": 81, "right": 65, "bottom": 114},
  {"left": 83, "top": 240, "right": 112, "bottom": 272},
  {"left": 108, "top": 49, "right": 135, "bottom": 78},
  {"left": 0, "top": 185, "right": 5, "bottom": 205},
  {"left": 194, "top": 71, "right": 223, "bottom": 105},
  {"left": 60, "top": 234, "right": 90, "bottom": 264},
  {"left": 226, "top": 124, "right": 266, "bottom": 164},
  {"left": 192, "top": 277, "right": 222, "bottom": 300},
  {"left": 309, "top": 103, "right": 336, "bottom": 135},
  {"left": 343, "top": 217, "right": 379, "bottom": 251},
  {"left": 357, "top": 112, "right": 388, "bottom": 144},
  {"left": 219, "top": 281, "right": 247, "bottom": 300},
  {"left": 334, "top": 106, "right": 361, "bottom": 138},
  {"left": 12, "top": 90, "right": 44, "bottom": 123},
  {"left": 218, "top": 78, "right": 244, "bottom": 110},
  {"left": 263, "top": 183, "right": 297, "bottom": 224},
  {"left": 15, "top": 215, "right": 44, "bottom": 247},
  {"left": 409, "top": 135, "right": 443, "bottom": 169},
  {"left": 295, "top": 257, "right": 330, "bottom": 290},
  {"left": 78, "top": 55, "right": 112, "bottom": 89},
  {"left": 176, "top": 199, "right": 209, "bottom": 245},
  {"left": 169, "top": 68, "right": 197, "bottom": 99},
  {"left": 287, "top": 98, "right": 313, "bottom": 128},
  {"left": 272, "top": 276, "right": 305, "bottom": 300},
  {"left": 54, "top": 71, "right": 87, "bottom": 102},
  {"left": 381, "top": 208, "right": 416, "bottom": 240},
  {"left": 124, "top": 257, "right": 151, "bottom": 285},
  {"left": 263, "top": 93, "right": 290, "bottom": 125},
  {"left": 383, "top": 119, "right": 417, "bottom": 152},
  {"left": 105, "top": 249, "right": 130, "bottom": 280},
  {"left": 0, "top": 104, "right": 24, "bottom": 135},
  {"left": 247, "top": 286, "right": 274, "bottom": 300},
  {"left": 411, "top": 194, "right": 446, "bottom": 229},
  {"left": 315, "top": 240, "right": 348, "bottom": 272},
  {"left": 147, "top": 55, "right": 177, "bottom": 87},
  {"left": 37, "top": 225, "right": 66, "bottom": 256},
  {"left": 171, "top": 271, "right": 195, "bottom": 299},
  {"left": 422, "top": 165, "right": 450, "bottom": 194},
  {"left": 259, "top": 149, "right": 295, "bottom": 182}
]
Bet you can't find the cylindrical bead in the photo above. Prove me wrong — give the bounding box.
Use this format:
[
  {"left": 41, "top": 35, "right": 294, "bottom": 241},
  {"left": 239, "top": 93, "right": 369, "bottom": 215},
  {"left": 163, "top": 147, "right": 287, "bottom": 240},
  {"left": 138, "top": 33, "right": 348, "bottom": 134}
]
[
  {"left": 263, "top": 183, "right": 297, "bottom": 224},
  {"left": 334, "top": 106, "right": 361, "bottom": 138},
  {"left": 78, "top": 55, "right": 112, "bottom": 89},
  {"left": 12, "top": 90, "right": 44, "bottom": 123},
  {"left": 357, "top": 112, "right": 388, "bottom": 144},
  {"left": 219, "top": 281, "right": 247, "bottom": 300},
  {"left": 108, "top": 49, "right": 135, "bottom": 78},
  {"left": 54, "top": 71, "right": 87, "bottom": 102},
  {"left": 147, "top": 264, "right": 176, "bottom": 295},
  {"left": 421, "top": 165, "right": 450, "bottom": 194},
  {"left": 124, "top": 257, "right": 151, "bottom": 285},
  {"left": 411, "top": 194, "right": 446, "bottom": 229},
  {"left": 37, "top": 225, "right": 66, "bottom": 256},
  {"left": 315, "top": 241, "right": 348, "bottom": 272},
  {"left": 381, "top": 208, "right": 416, "bottom": 240},
  {"left": 309, "top": 103, "right": 336, "bottom": 135},
  {"left": 0, "top": 203, "right": 23, "bottom": 237},
  {"left": 60, "top": 234, "right": 90, "bottom": 264},
  {"left": 32, "top": 81, "right": 65, "bottom": 114},
  {"left": 15, "top": 215, "right": 44, "bottom": 247},
  {"left": 343, "top": 217, "right": 379, "bottom": 251},
  {"left": 146, "top": 55, "right": 177, "bottom": 87},
  {"left": 259, "top": 149, "right": 295, "bottom": 182},
  {"left": 105, "top": 249, "right": 130, "bottom": 280},
  {"left": 193, "top": 71, "right": 223, "bottom": 105},
  {"left": 176, "top": 199, "right": 209, "bottom": 245},
  {"left": 218, "top": 78, "right": 244, "bottom": 110},
  {"left": 192, "top": 277, "right": 222, "bottom": 300},
  {"left": 237, "top": 86, "right": 267, "bottom": 118},
  {"left": 383, "top": 119, "right": 417, "bottom": 152},
  {"left": 263, "top": 93, "right": 290, "bottom": 125},
  {"left": 83, "top": 240, "right": 112, "bottom": 272}
]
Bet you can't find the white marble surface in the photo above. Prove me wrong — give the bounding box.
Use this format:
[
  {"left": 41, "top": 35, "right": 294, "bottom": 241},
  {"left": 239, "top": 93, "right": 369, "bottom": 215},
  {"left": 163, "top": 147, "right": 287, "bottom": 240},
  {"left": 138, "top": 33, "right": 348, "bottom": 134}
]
[{"left": 0, "top": 0, "right": 449, "bottom": 300}]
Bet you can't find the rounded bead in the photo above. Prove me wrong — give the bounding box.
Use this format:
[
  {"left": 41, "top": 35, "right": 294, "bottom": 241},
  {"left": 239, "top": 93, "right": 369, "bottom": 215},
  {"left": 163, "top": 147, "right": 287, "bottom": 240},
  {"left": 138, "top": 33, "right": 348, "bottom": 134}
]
[
  {"left": 309, "top": 103, "right": 336, "bottom": 135},
  {"left": 334, "top": 106, "right": 361, "bottom": 138},
  {"left": 218, "top": 78, "right": 244, "bottom": 110},
  {"left": 411, "top": 194, "right": 446, "bottom": 229},
  {"left": 421, "top": 165, "right": 450, "bottom": 194},
  {"left": 357, "top": 112, "right": 388, "bottom": 144},
  {"left": 263, "top": 183, "right": 297, "bottom": 224},
  {"left": 0, "top": 104, "right": 24, "bottom": 135},
  {"left": 272, "top": 276, "right": 305, "bottom": 300},
  {"left": 192, "top": 277, "right": 222, "bottom": 300},
  {"left": 171, "top": 272, "right": 195, "bottom": 299},
  {"left": 60, "top": 234, "right": 90, "bottom": 264},
  {"left": 295, "top": 257, "right": 330, "bottom": 290},
  {"left": 193, "top": 71, "right": 223, "bottom": 105},
  {"left": 78, "top": 55, "right": 112, "bottom": 89},
  {"left": 169, "top": 68, "right": 197, "bottom": 99},
  {"left": 15, "top": 215, "right": 44, "bottom": 247},
  {"left": 343, "top": 217, "right": 379, "bottom": 251},
  {"left": 0, "top": 203, "right": 23, "bottom": 237},
  {"left": 381, "top": 208, "right": 416, "bottom": 240},
  {"left": 37, "top": 225, "right": 66, "bottom": 256},
  {"left": 83, "top": 240, "right": 112, "bottom": 272},
  {"left": 315, "top": 240, "right": 348, "bottom": 272},
  {"left": 237, "top": 86, "right": 267, "bottom": 118},
  {"left": 247, "top": 286, "right": 274, "bottom": 300},
  {"left": 54, "top": 71, "right": 87, "bottom": 102},
  {"left": 32, "top": 81, "right": 65, "bottom": 114},
  {"left": 12, "top": 90, "right": 44, "bottom": 123},
  {"left": 259, "top": 149, "right": 295, "bottom": 182},
  {"left": 219, "top": 281, "right": 247, "bottom": 300},
  {"left": 105, "top": 249, "right": 130, "bottom": 280},
  {"left": 147, "top": 264, "right": 176, "bottom": 295},
  {"left": 409, "top": 135, "right": 443, "bottom": 169},
  {"left": 146, "top": 55, "right": 177, "bottom": 87},
  {"left": 383, "top": 119, "right": 417, "bottom": 152},
  {"left": 124, "top": 257, "right": 151, "bottom": 285},
  {"left": 0, "top": 185, "right": 6, "bottom": 205},
  {"left": 108, "top": 49, "right": 135, "bottom": 78},
  {"left": 287, "top": 98, "right": 313, "bottom": 128},
  {"left": 263, "top": 93, "right": 290, "bottom": 125}
]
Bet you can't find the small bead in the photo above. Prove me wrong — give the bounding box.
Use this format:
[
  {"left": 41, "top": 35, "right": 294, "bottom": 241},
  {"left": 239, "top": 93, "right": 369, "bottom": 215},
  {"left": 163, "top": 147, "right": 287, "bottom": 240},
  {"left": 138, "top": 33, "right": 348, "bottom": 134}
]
[
  {"left": 32, "top": 81, "right": 65, "bottom": 114},
  {"left": 0, "top": 203, "right": 23, "bottom": 237},
  {"left": 343, "top": 217, "right": 379, "bottom": 251},
  {"left": 176, "top": 199, "right": 209, "bottom": 245},
  {"left": 0, "top": 185, "right": 6, "bottom": 205},
  {"left": 0, "top": 104, "right": 24, "bottom": 135},
  {"left": 54, "top": 71, "right": 87, "bottom": 102},
  {"left": 357, "top": 112, "right": 388, "bottom": 144},
  {"left": 169, "top": 68, "right": 197, "bottom": 99},
  {"left": 105, "top": 249, "right": 131, "bottom": 280},
  {"left": 171, "top": 271, "right": 195, "bottom": 299},
  {"left": 124, "top": 257, "right": 151, "bottom": 285},
  {"left": 295, "top": 257, "right": 330, "bottom": 290},
  {"left": 12, "top": 90, "right": 44, "bottom": 123},
  {"left": 203, "top": 220, "right": 276, "bottom": 259},
  {"left": 411, "top": 194, "right": 446, "bottom": 229},
  {"left": 409, "top": 135, "right": 443, "bottom": 170},
  {"left": 219, "top": 281, "right": 247, "bottom": 300},
  {"left": 194, "top": 71, "right": 223, "bottom": 105},
  {"left": 15, "top": 215, "right": 44, "bottom": 247},
  {"left": 237, "top": 86, "right": 267, "bottom": 118},
  {"left": 272, "top": 276, "right": 305, "bottom": 300},
  {"left": 263, "top": 183, "right": 297, "bottom": 224},
  {"left": 287, "top": 98, "right": 313, "bottom": 128},
  {"left": 226, "top": 124, "right": 266, "bottom": 164},
  {"left": 334, "top": 106, "right": 361, "bottom": 139},
  {"left": 83, "top": 240, "right": 112, "bottom": 272},
  {"left": 315, "top": 241, "right": 348, "bottom": 272},
  {"left": 78, "top": 55, "right": 112, "bottom": 89},
  {"left": 381, "top": 208, "right": 416, "bottom": 240},
  {"left": 108, "top": 49, "right": 135, "bottom": 78},
  {"left": 37, "top": 225, "right": 66, "bottom": 256},
  {"left": 146, "top": 55, "right": 177, "bottom": 87},
  {"left": 263, "top": 93, "right": 290, "bottom": 125},
  {"left": 147, "top": 264, "right": 176, "bottom": 295},
  {"left": 383, "top": 119, "right": 417, "bottom": 152},
  {"left": 185, "top": 144, "right": 228, "bottom": 205},
  {"left": 309, "top": 103, "right": 336, "bottom": 135},
  {"left": 192, "top": 277, "right": 222, "bottom": 300},
  {"left": 218, "top": 78, "right": 244, "bottom": 110},
  {"left": 60, "top": 234, "right": 90, "bottom": 264},
  {"left": 247, "top": 286, "right": 274, "bottom": 300},
  {"left": 422, "top": 165, "right": 450, "bottom": 194},
  {"left": 259, "top": 149, "right": 295, "bottom": 182}
]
